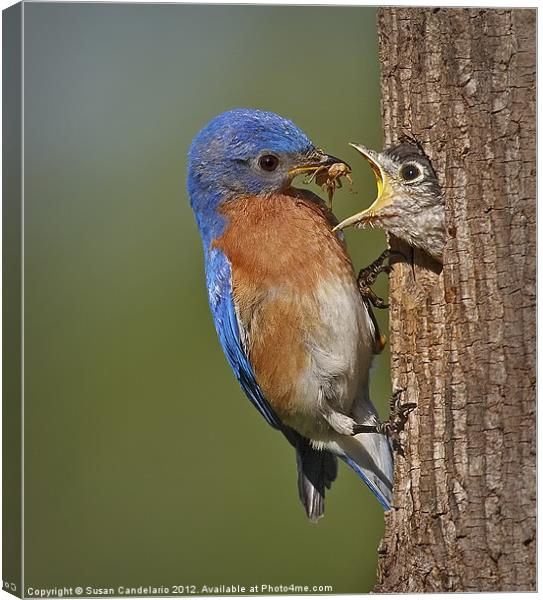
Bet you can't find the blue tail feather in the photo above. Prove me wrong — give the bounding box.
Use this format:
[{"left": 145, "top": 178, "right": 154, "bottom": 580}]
[
  {"left": 340, "top": 454, "right": 392, "bottom": 510},
  {"left": 335, "top": 433, "right": 394, "bottom": 510}
]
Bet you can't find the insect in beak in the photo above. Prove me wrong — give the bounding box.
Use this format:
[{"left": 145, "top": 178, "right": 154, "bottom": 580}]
[
  {"left": 289, "top": 151, "right": 352, "bottom": 208},
  {"left": 288, "top": 151, "right": 346, "bottom": 178}
]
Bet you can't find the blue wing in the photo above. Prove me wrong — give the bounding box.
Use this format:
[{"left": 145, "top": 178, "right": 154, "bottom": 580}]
[{"left": 205, "top": 247, "right": 281, "bottom": 429}]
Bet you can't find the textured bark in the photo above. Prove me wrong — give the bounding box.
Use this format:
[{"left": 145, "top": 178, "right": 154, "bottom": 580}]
[{"left": 374, "top": 8, "right": 536, "bottom": 592}]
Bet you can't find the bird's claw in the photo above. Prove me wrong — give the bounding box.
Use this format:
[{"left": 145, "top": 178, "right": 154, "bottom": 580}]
[
  {"left": 360, "top": 287, "right": 389, "bottom": 309},
  {"left": 385, "top": 390, "right": 416, "bottom": 455},
  {"left": 352, "top": 390, "right": 416, "bottom": 456},
  {"left": 357, "top": 250, "right": 404, "bottom": 309}
]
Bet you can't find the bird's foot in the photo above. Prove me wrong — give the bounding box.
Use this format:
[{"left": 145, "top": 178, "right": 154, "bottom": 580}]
[
  {"left": 352, "top": 423, "right": 387, "bottom": 435},
  {"left": 360, "top": 287, "right": 389, "bottom": 310},
  {"left": 384, "top": 390, "right": 416, "bottom": 455},
  {"left": 358, "top": 249, "right": 404, "bottom": 309},
  {"left": 352, "top": 390, "right": 416, "bottom": 455}
]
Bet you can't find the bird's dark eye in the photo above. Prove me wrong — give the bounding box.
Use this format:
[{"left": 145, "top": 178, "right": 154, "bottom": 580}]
[
  {"left": 400, "top": 163, "right": 422, "bottom": 182},
  {"left": 258, "top": 154, "right": 279, "bottom": 172}
]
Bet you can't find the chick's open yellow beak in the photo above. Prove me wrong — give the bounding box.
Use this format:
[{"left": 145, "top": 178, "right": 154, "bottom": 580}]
[{"left": 333, "top": 143, "right": 392, "bottom": 231}]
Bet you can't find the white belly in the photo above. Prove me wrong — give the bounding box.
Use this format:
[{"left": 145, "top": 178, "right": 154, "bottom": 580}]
[{"left": 285, "top": 275, "right": 376, "bottom": 441}]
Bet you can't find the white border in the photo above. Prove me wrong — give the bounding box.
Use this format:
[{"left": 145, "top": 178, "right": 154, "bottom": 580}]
[{"left": 0, "top": 3, "right": 539, "bottom": 600}]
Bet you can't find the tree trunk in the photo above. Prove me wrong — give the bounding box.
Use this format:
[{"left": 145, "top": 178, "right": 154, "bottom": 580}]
[{"left": 374, "top": 8, "right": 536, "bottom": 592}]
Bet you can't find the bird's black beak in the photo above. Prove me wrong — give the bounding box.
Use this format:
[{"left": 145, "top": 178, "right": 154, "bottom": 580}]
[{"left": 288, "top": 149, "right": 350, "bottom": 178}]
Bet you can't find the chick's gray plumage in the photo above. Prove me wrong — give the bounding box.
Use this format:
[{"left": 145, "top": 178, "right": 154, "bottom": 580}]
[
  {"left": 378, "top": 143, "right": 444, "bottom": 261},
  {"left": 336, "top": 141, "right": 445, "bottom": 262}
]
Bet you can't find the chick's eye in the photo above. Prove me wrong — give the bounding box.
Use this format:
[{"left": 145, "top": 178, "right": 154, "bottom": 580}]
[
  {"left": 400, "top": 163, "right": 421, "bottom": 182},
  {"left": 258, "top": 154, "right": 279, "bottom": 172}
]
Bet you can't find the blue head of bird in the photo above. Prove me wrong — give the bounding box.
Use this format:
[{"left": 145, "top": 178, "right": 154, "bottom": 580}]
[{"left": 187, "top": 108, "right": 342, "bottom": 242}]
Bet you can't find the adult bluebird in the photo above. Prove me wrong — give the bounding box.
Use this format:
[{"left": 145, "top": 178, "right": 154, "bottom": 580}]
[{"left": 187, "top": 108, "right": 393, "bottom": 521}]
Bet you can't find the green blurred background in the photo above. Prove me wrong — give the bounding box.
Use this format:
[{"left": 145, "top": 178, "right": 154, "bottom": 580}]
[{"left": 22, "top": 3, "right": 390, "bottom": 595}]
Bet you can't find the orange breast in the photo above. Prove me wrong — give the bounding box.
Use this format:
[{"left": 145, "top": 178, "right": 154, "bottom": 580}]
[{"left": 213, "top": 189, "right": 357, "bottom": 418}]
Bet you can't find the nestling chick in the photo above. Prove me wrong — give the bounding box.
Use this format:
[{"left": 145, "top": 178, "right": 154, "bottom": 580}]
[{"left": 334, "top": 142, "right": 444, "bottom": 261}]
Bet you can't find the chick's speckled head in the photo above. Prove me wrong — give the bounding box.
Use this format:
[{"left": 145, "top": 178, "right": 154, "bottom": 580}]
[
  {"left": 378, "top": 143, "right": 441, "bottom": 208},
  {"left": 187, "top": 109, "right": 342, "bottom": 214},
  {"left": 335, "top": 141, "right": 445, "bottom": 261}
]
